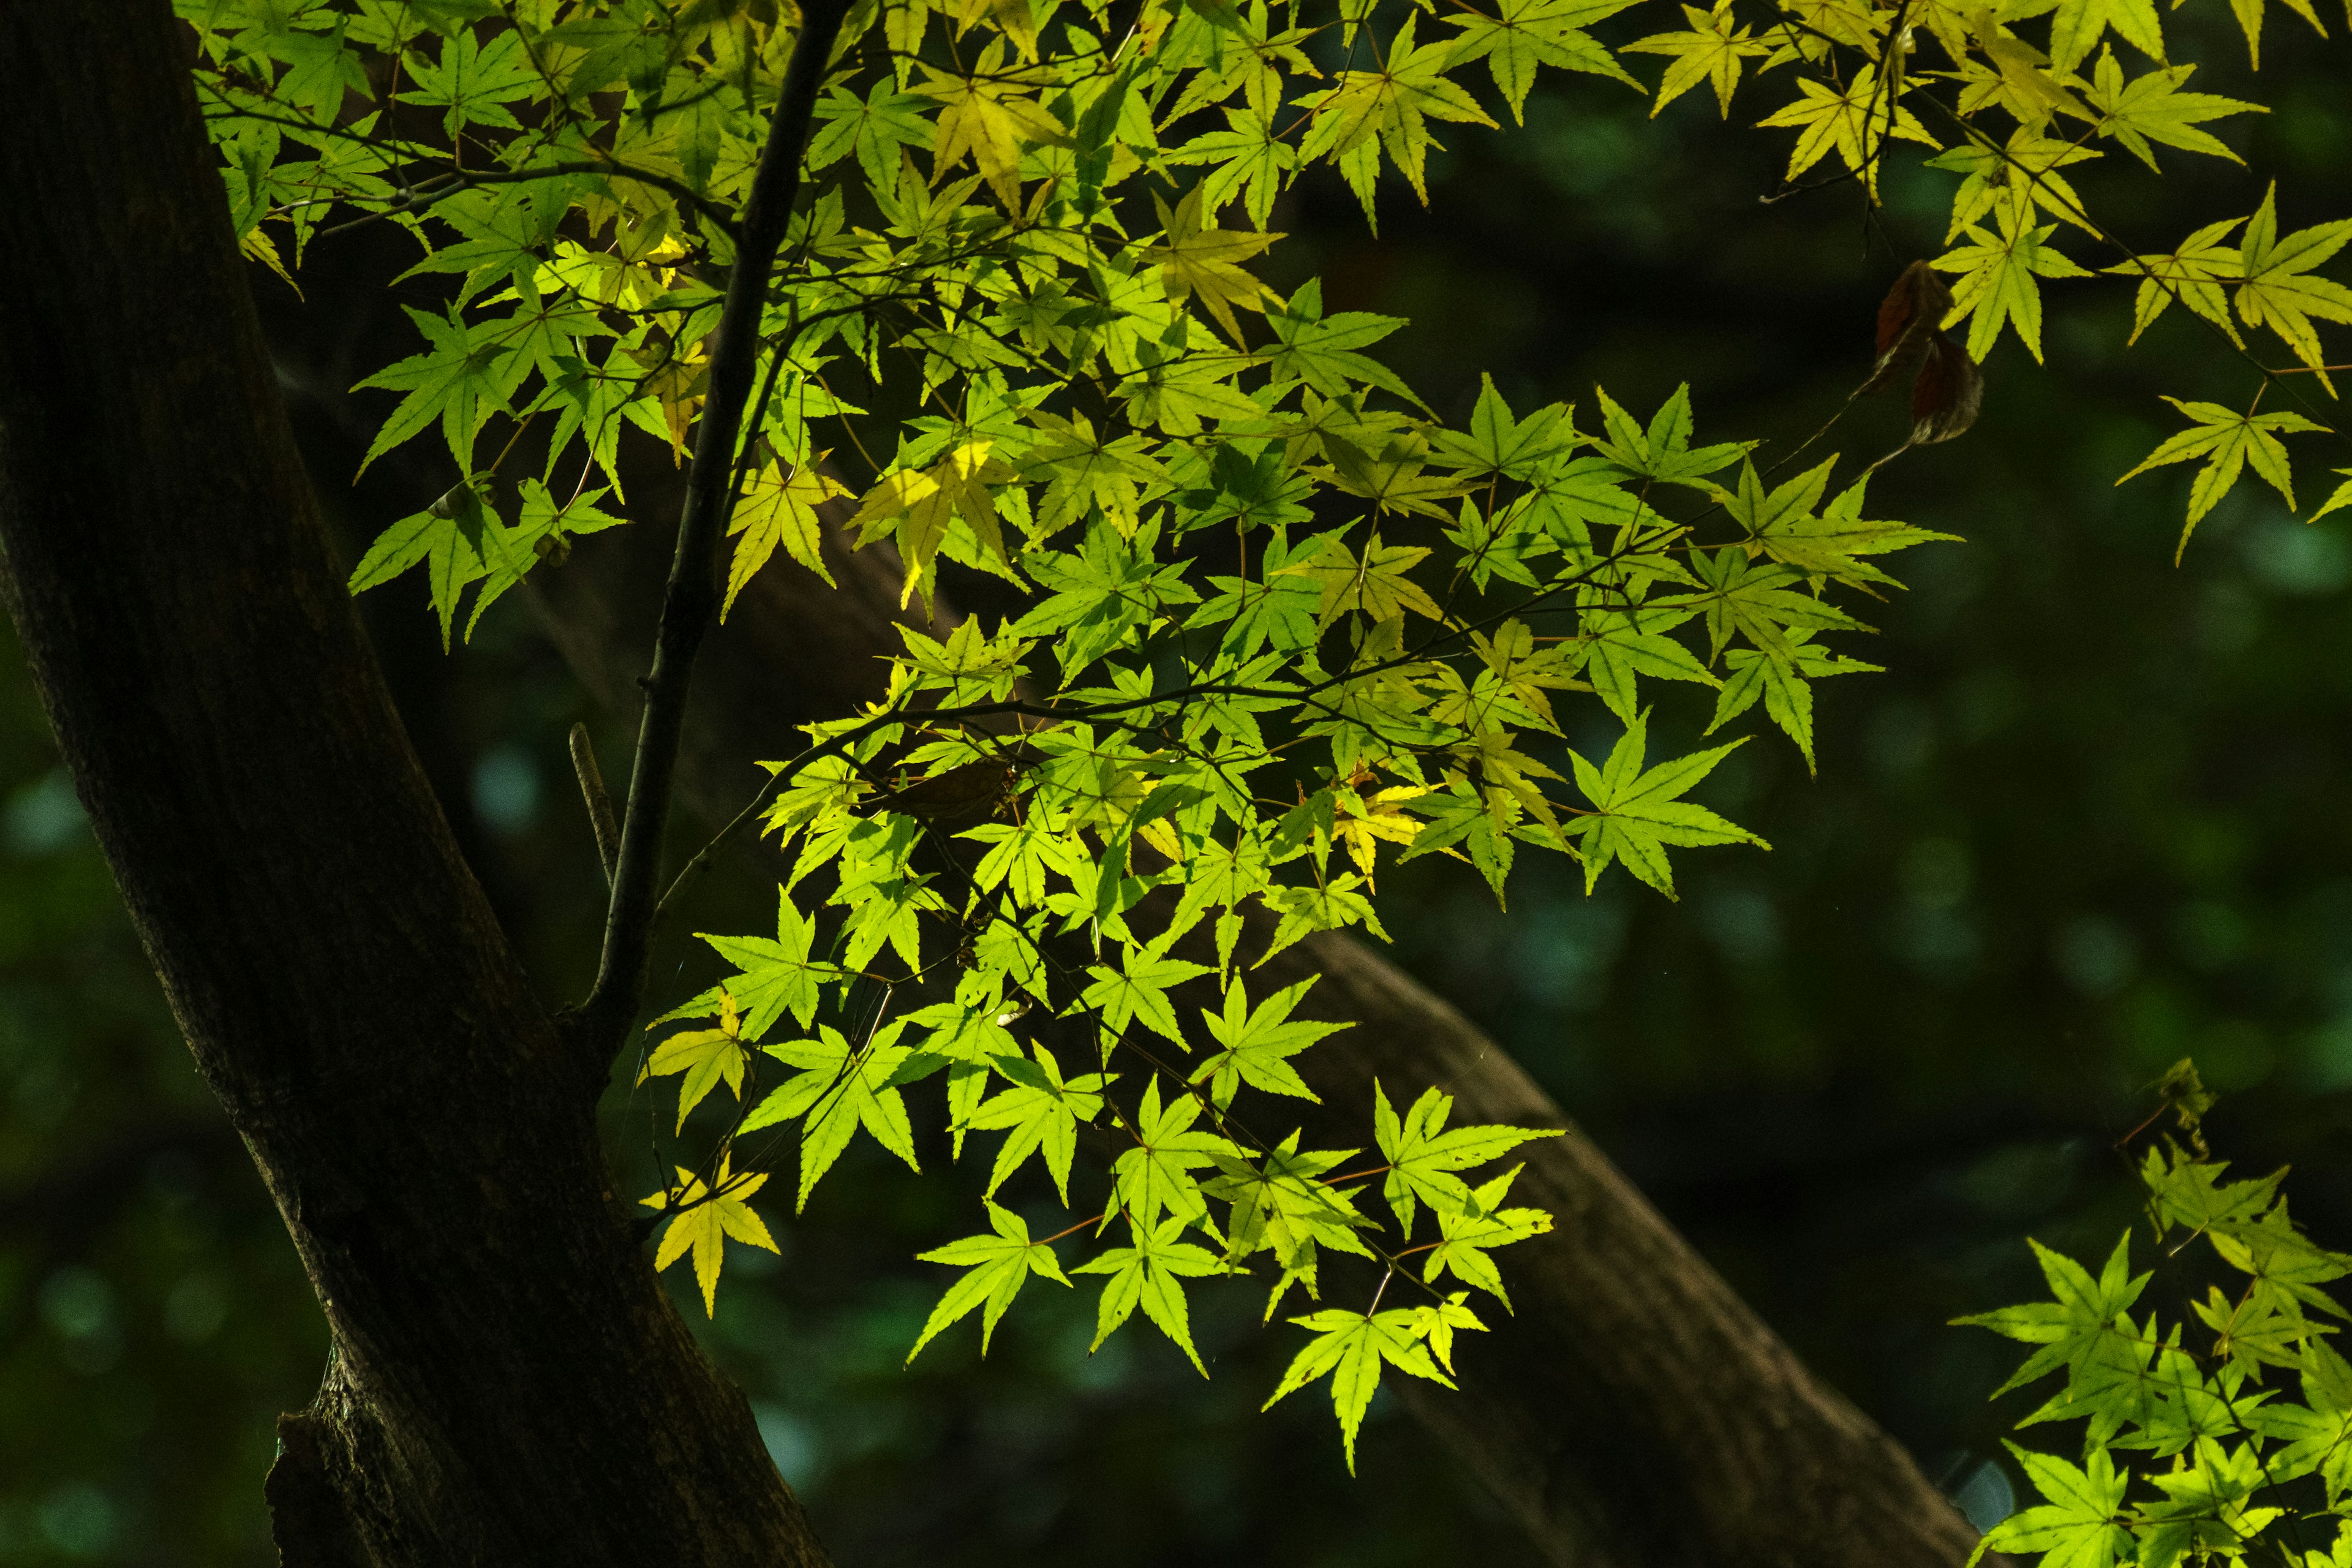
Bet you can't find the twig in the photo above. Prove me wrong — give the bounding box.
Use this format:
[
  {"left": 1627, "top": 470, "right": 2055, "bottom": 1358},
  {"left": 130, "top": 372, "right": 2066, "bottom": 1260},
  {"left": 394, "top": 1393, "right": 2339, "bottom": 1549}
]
[
  {"left": 568, "top": 722, "right": 620, "bottom": 888},
  {"left": 573, "top": 0, "right": 858, "bottom": 1077}
]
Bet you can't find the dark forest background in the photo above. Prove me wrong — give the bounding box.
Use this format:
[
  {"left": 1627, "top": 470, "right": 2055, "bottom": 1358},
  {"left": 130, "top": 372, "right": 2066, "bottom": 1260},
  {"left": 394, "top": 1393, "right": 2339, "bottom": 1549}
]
[{"left": 4, "top": 16, "right": 2351, "bottom": 1562}]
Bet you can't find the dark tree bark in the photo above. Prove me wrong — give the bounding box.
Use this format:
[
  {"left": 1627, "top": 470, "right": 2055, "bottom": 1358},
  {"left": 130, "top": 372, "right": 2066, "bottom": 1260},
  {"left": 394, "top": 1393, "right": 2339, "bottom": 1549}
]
[
  {"left": 532, "top": 503, "right": 1986, "bottom": 1568},
  {"left": 0, "top": 6, "right": 830, "bottom": 1565}
]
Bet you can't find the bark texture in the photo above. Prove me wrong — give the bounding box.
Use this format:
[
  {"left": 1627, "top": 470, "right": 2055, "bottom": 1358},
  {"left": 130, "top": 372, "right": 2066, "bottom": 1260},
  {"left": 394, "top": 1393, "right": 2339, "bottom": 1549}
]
[
  {"left": 0, "top": 7, "right": 829, "bottom": 1565},
  {"left": 535, "top": 522, "right": 1985, "bottom": 1568}
]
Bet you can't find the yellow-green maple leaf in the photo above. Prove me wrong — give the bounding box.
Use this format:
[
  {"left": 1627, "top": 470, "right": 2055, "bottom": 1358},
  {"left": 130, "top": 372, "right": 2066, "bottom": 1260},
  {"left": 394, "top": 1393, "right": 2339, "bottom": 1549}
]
[
  {"left": 641, "top": 989, "right": 751, "bottom": 1133},
  {"left": 1144, "top": 184, "right": 1281, "bottom": 344},
  {"left": 1624, "top": 0, "right": 1771, "bottom": 118},
  {"left": 2116, "top": 396, "right": 2329, "bottom": 559},
  {"left": 916, "top": 42, "right": 1066, "bottom": 208},
  {"left": 1754, "top": 64, "right": 1937, "bottom": 199},
  {"left": 2231, "top": 184, "right": 2352, "bottom": 394},
  {"left": 1291, "top": 535, "right": 1444, "bottom": 626},
  {"left": 849, "top": 440, "right": 1020, "bottom": 603},
  {"left": 1932, "top": 194, "right": 2094, "bottom": 363},
  {"left": 1292, "top": 15, "right": 1498, "bottom": 219},
  {"left": 643, "top": 1154, "right": 778, "bottom": 1316},
  {"left": 725, "top": 459, "right": 848, "bottom": 617},
  {"left": 2106, "top": 216, "right": 2246, "bottom": 346},
  {"left": 2081, "top": 50, "right": 2265, "bottom": 172}
]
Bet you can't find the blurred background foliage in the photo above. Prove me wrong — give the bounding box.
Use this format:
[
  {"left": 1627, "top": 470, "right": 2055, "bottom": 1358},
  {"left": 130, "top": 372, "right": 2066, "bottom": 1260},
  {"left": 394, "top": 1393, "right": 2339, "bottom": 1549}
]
[{"left": 6, "top": 12, "right": 2352, "bottom": 1561}]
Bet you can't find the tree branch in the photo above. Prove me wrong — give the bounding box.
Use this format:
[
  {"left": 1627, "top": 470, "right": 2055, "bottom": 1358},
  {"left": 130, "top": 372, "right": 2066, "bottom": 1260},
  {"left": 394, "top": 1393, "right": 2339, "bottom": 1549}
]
[{"left": 576, "top": 0, "right": 856, "bottom": 1072}]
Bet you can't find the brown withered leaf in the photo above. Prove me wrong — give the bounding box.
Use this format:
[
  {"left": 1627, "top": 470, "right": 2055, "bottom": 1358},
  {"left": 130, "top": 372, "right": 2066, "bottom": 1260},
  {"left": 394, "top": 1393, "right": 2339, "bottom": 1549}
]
[
  {"left": 1908, "top": 334, "right": 1983, "bottom": 447},
  {"left": 1858, "top": 260, "right": 1983, "bottom": 472},
  {"left": 1860, "top": 260, "right": 1954, "bottom": 398}
]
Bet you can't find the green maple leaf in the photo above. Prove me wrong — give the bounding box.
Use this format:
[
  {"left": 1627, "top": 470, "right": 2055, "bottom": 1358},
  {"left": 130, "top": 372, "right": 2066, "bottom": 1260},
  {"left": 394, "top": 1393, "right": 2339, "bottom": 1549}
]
[
  {"left": 1016, "top": 409, "right": 1169, "bottom": 540},
  {"left": 1670, "top": 546, "right": 1871, "bottom": 666},
  {"left": 352, "top": 304, "right": 526, "bottom": 473},
  {"left": 1704, "top": 634, "right": 1883, "bottom": 775},
  {"left": 1205, "top": 1133, "right": 1376, "bottom": 1284},
  {"left": 1443, "top": 0, "right": 1640, "bottom": 124},
  {"left": 642, "top": 1155, "right": 779, "bottom": 1317},
  {"left": 2116, "top": 396, "right": 2328, "bottom": 559},
  {"left": 1591, "top": 384, "right": 1744, "bottom": 489},
  {"left": 2313, "top": 468, "right": 2352, "bottom": 522},
  {"left": 1566, "top": 712, "right": 1762, "bottom": 897},
  {"left": 1262, "top": 1306, "right": 1454, "bottom": 1473},
  {"left": 1953, "top": 1232, "right": 2146, "bottom": 1395},
  {"left": 464, "top": 480, "right": 625, "bottom": 640},
  {"left": 658, "top": 888, "right": 837, "bottom": 1043},
  {"left": 1735, "top": 470, "right": 1958, "bottom": 590},
  {"left": 1372, "top": 1080, "right": 1556, "bottom": 1237},
  {"left": 806, "top": 78, "right": 937, "bottom": 192},
  {"left": 1145, "top": 184, "right": 1281, "bottom": 345},
  {"left": 745, "top": 1024, "right": 924, "bottom": 1210},
  {"left": 1973, "top": 1445, "right": 2132, "bottom": 1568},
  {"left": 905, "top": 1204, "right": 1072, "bottom": 1362},
  {"left": 1419, "top": 1164, "right": 1554, "bottom": 1307},
  {"left": 1071, "top": 1214, "right": 1229, "bottom": 1372},
  {"left": 1192, "top": 977, "right": 1346, "bottom": 1109},
  {"left": 1405, "top": 1292, "right": 1487, "bottom": 1374},
  {"left": 1259, "top": 281, "right": 1418, "bottom": 402},
  {"left": 2231, "top": 184, "right": 2352, "bottom": 390},
  {"left": 965, "top": 1042, "right": 1111, "bottom": 1204},
  {"left": 1169, "top": 108, "right": 1298, "bottom": 231},
  {"left": 1429, "top": 375, "right": 1580, "bottom": 482},
  {"left": 407, "top": 27, "right": 535, "bottom": 135},
  {"left": 1080, "top": 947, "right": 1216, "bottom": 1050},
  {"left": 1931, "top": 195, "right": 2095, "bottom": 363},
  {"left": 1111, "top": 1077, "right": 1242, "bottom": 1230},
  {"left": 345, "top": 481, "right": 508, "bottom": 649},
  {"left": 1293, "top": 15, "right": 1498, "bottom": 224},
  {"left": 2081, "top": 50, "right": 2265, "bottom": 170}
]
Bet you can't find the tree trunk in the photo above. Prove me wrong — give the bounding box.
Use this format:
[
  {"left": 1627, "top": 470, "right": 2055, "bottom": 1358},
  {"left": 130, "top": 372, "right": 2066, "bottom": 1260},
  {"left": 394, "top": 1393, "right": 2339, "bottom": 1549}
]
[
  {"left": 0, "top": 6, "right": 829, "bottom": 1565},
  {"left": 531, "top": 494, "right": 1986, "bottom": 1568}
]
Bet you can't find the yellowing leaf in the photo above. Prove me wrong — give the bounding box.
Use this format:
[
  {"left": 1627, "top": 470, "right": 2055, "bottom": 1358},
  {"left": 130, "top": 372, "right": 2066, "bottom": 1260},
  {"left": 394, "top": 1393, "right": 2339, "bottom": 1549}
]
[
  {"left": 2106, "top": 217, "right": 2248, "bottom": 347},
  {"left": 641, "top": 1154, "right": 778, "bottom": 1316},
  {"left": 2233, "top": 184, "right": 2352, "bottom": 394},
  {"left": 2081, "top": 50, "right": 2265, "bottom": 172},
  {"left": 725, "top": 459, "right": 847, "bottom": 617},
  {"left": 916, "top": 42, "right": 1066, "bottom": 208},
  {"left": 1287, "top": 535, "right": 1444, "bottom": 627},
  {"left": 1144, "top": 184, "right": 1281, "bottom": 344},
  {"left": 848, "top": 440, "right": 1020, "bottom": 604}
]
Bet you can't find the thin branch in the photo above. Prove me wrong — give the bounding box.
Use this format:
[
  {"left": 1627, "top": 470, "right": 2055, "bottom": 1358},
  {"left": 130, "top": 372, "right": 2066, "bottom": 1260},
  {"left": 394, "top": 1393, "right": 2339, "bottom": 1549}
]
[
  {"left": 574, "top": 0, "right": 858, "bottom": 1075},
  {"left": 569, "top": 722, "right": 620, "bottom": 888}
]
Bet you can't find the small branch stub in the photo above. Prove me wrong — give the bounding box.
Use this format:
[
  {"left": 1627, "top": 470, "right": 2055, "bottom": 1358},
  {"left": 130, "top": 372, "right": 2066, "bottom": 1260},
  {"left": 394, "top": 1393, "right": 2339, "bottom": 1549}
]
[{"left": 570, "top": 722, "right": 620, "bottom": 888}]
